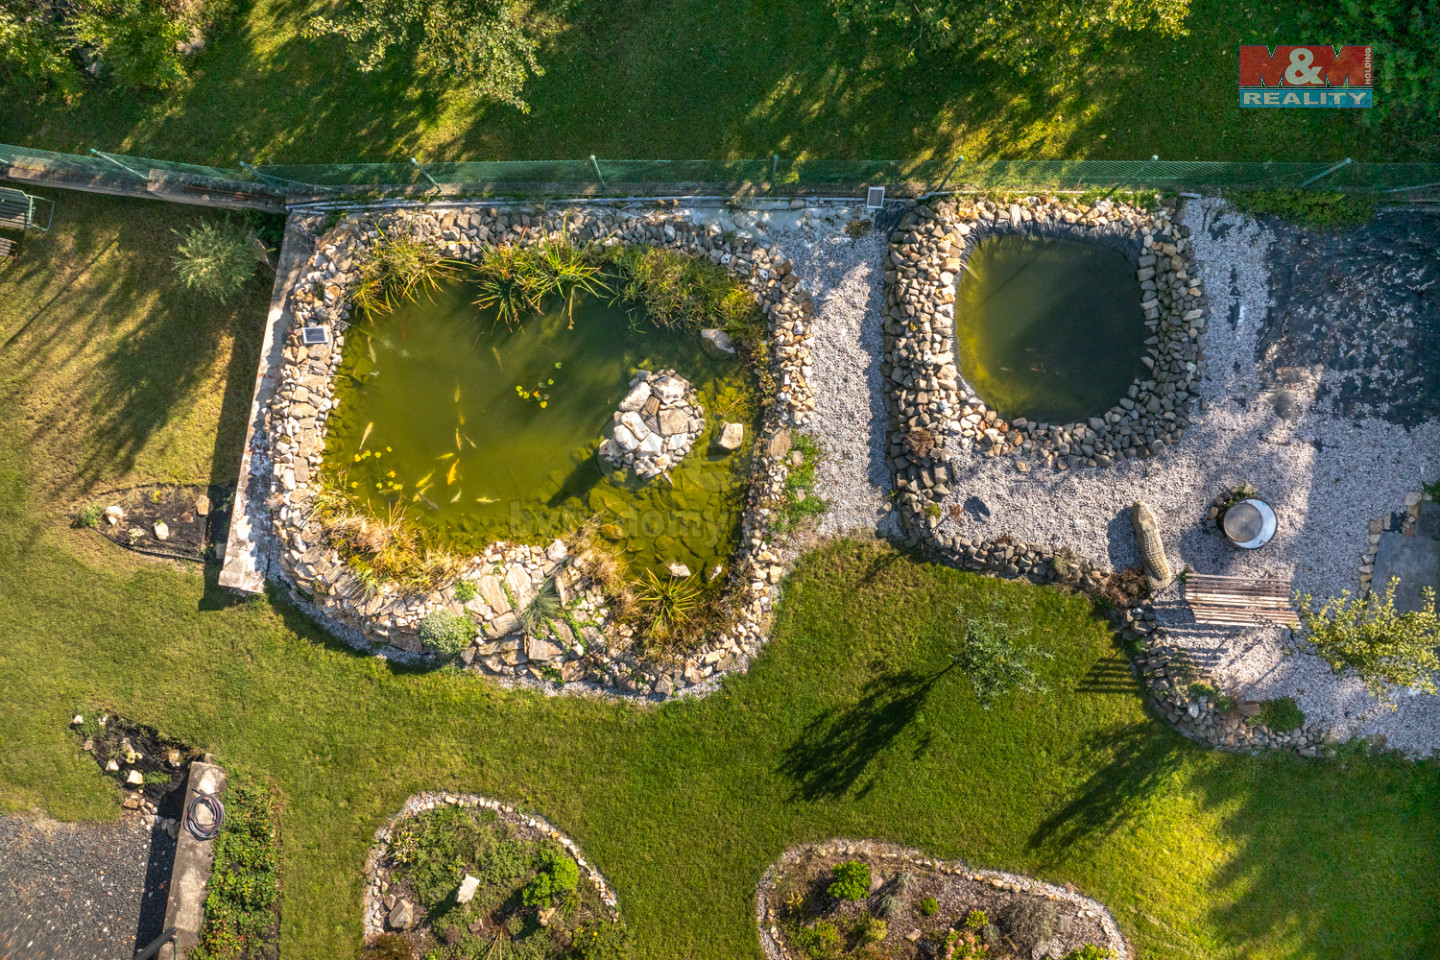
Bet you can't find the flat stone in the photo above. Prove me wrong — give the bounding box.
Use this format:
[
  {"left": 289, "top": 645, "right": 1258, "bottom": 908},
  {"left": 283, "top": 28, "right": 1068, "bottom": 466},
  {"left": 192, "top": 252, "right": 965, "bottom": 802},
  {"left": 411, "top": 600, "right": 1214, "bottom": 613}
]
[
  {"left": 717, "top": 422, "right": 744, "bottom": 451},
  {"left": 768, "top": 428, "right": 792, "bottom": 459},
  {"left": 525, "top": 636, "right": 562, "bottom": 661},
  {"left": 484, "top": 611, "right": 520, "bottom": 638},
  {"left": 1372, "top": 530, "right": 1440, "bottom": 613},
  {"left": 456, "top": 875, "right": 479, "bottom": 904},
  {"left": 545, "top": 539, "right": 568, "bottom": 563},
  {"left": 477, "top": 575, "right": 510, "bottom": 613},
  {"left": 668, "top": 562, "right": 692, "bottom": 578},
  {"left": 638, "top": 432, "right": 664, "bottom": 457},
  {"left": 505, "top": 566, "right": 535, "bottom": 609},
  {"left": 658, "top": 408, "right": 690, "bottom": 436},
  {"left": 619, "top": 411, "right": 650, "bottom": 441},
  {"left": 193, "top": 495, "right": 211, "bottom": 516},
  {"left": 618, "top": 382, "right": 651, "bottom": 413},
  {"left": 652, "top": 376, "right": 687, "bottom": 403},
  {"left": 613, "top": 424, "right": 640, "bottom": 451},
  {"left": 387, "top": 899, "right": 414, "bottom": 930}
]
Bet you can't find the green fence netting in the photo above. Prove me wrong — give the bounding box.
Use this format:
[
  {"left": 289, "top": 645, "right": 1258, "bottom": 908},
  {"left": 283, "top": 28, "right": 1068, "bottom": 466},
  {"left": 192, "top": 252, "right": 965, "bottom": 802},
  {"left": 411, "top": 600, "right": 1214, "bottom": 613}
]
[{"left": 3, "top": 143, "right": 1438, "bottom": 202}]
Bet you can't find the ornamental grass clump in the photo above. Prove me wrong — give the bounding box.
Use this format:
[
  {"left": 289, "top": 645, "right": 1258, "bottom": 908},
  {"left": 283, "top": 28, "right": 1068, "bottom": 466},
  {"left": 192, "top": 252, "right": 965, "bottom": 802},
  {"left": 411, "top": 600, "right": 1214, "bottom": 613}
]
[
  {"left": 352, "top": 232, "right": 461, "bottom": 316},
  {"left": 1296, "top": 577, "right": 1440, "bottom": 704},
  {"left": 173, "top": 220, "right": 262, "bottom": 304}
]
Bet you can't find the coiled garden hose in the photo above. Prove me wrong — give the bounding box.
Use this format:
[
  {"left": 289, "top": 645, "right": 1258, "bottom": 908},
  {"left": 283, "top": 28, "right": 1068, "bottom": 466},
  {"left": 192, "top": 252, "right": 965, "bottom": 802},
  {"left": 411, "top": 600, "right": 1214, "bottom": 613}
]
[{"left": 185, "top": 792, "right": 226, "bottom": 842}]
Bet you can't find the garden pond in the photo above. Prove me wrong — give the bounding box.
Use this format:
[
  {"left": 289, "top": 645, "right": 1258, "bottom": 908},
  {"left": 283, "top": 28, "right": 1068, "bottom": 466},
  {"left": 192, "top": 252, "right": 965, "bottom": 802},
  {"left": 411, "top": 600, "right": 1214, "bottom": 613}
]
[{"left": 323, "top": 283, "right": 760, "bottom": 579}]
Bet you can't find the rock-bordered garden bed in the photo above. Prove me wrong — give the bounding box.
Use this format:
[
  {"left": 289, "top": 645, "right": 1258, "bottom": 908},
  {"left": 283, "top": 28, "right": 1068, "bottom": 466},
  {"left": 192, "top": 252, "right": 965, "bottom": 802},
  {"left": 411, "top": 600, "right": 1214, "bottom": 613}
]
[
  {"left": 756, "top": 840, "right": 1129, "bottom": 960},
  {"left": 257, "top": 203, "right": 819, "bottom": 700},
  {"left": 362, "top": 793, "right": 625, "bottom": 959}
]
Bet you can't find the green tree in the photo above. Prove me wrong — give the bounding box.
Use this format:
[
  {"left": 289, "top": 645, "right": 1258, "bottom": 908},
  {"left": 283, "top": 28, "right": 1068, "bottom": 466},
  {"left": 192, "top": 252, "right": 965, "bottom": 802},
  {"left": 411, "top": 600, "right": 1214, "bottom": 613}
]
[
  {"left": 0, "top": 1, "right": 82, "bottom": 99},
  {"left": 1296, "top": 577, "right": 1440, "bottom": 704},
  {"left": 172, "top": 220, "right": 263, "bottom": 304},
  {"left": 304, "top": 0, "right": 541, "bottom": 111},
  {"left": 74, "top": 0, "right": 187, "bottom": 92},
  {"left": 827, "top": 0, "right": 1190, "bottom": 74}
]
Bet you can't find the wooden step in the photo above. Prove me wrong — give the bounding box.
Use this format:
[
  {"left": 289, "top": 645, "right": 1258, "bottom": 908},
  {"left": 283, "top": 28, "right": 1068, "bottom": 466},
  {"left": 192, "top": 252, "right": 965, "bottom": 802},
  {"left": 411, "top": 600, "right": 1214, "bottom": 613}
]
[
  {"left": 0, "top": 236, "right": 16, "bottom": 258},
  {"left": 1183, "top": 573, "right": 1300, "bottom": 626}
]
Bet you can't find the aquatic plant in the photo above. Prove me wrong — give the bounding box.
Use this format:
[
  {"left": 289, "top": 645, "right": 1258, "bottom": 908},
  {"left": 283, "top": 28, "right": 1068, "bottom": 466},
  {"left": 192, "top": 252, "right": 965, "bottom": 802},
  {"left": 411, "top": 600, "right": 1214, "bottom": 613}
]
[
  {"left": 604, "top": 245, "right": 760, "bottom": 345},
  {"left": 311, "top": 490, "right": 461, "bottom": 592},
  {"left": 352, "top": 231, "right": 462, "bottom": 316},
  {"left": 473, "top": 230, "right": 608, "bottom": 329}
]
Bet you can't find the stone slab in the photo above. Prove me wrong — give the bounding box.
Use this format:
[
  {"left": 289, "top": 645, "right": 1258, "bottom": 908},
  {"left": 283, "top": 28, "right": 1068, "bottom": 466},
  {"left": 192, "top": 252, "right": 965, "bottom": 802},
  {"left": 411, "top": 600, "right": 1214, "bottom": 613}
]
[
  {"left": 164, "top": 761, "right": 228, "bottom": 958},
  {"left": 1372, "top": 531, "right": 1440, "bottom": 613}
]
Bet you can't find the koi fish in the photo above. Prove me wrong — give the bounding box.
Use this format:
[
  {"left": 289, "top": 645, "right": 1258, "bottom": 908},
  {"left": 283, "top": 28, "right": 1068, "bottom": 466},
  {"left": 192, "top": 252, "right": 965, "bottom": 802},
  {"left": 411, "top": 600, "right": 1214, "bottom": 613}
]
[
  {"left": 446, "top": 459, "right": 459, "bottom": 485},
  {"left": 418, "top": 495, "right": 439, "bottom": 510},
  {"left": 359, "top": 421, "right": 373, "bottom": 449},
  {"left": 475, "top": 496, "right": 498, "bottom": 504},
  {"left": 463, "top": 433, "right": 476, "bottom": 449},
  {"left": 366, "top": 339, "right": 376, "bottom": 363},
  {"left": 435, "top": 452, "right": 455, "bottom": 460},
  {"left": 455, "top": 428, "right": 462, "bottom": 450},
  {"left": 449, "top": 489, "right": 462, "bottom": 503},
  {"left": 453, "top": 385, "right": 461, "bottom": 404},
  {"left": 415, "top": 470, "right": 434, "bottom": 487}
]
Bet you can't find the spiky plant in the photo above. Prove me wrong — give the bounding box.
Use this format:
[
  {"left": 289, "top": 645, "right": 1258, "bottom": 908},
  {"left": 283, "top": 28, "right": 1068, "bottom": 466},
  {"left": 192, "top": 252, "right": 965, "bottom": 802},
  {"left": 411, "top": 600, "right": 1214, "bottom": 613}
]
[
  {"left": 635, "top": 569, "right": 700, "bottom": 644},
  {"left": 352, "top": 231, "right": 461, "bottom": 316},
  {"left": 519, "top": 578, "right": 561, "bottom": 636}
]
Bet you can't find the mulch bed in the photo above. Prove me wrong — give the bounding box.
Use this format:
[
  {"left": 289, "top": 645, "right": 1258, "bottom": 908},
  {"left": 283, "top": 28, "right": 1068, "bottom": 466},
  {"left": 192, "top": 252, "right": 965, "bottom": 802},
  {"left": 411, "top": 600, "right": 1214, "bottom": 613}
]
[
  {"left": 87, "top": 483, "right": 234, "bottom": 563},
  {"left": 71, "top": 711, "right": 201, "bottom": 816}
]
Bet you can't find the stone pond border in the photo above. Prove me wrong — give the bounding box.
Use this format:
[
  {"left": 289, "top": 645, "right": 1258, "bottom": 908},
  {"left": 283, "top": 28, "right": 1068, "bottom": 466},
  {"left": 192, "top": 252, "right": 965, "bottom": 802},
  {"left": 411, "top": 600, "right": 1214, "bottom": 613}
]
[
  {"left": 249, "top": 202, "right": 818, "bottom": 702},
  {"left": 362, "top": 792, "right": 620, "bottom": 939},
  {"left": 754, "top": 839, "right": 1131, "bottom": 960},
  {"left": 878, "top": 195, "right": 1329, "bottom": 757}
]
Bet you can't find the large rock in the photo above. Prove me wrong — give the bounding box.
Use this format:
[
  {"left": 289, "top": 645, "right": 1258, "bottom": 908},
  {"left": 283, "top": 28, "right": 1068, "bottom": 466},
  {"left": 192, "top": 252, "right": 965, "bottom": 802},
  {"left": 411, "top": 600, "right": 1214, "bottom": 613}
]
[
  {"left": 525, "top": 636, "right": 562, "bottom": 661},
  {"left": 638, "top": 432, "right": 664, "bottom": 457},
  {"left": 717, "top": 422, "right": 744, "bottom": 451},
  {"left": 387, "top": 899, "right": 414, "bottom": 930},
  {"left": 658, "top": 408, "right": 690, "bottom": 436},
  {"left": 618, "top": 381, "right": 651, "bottom": 413},
  {"left": 652, "top": 376, "right": 687, "bottom": 403},
  {"left": 700, "top": 328, "right": 736, "bottom": 357}
]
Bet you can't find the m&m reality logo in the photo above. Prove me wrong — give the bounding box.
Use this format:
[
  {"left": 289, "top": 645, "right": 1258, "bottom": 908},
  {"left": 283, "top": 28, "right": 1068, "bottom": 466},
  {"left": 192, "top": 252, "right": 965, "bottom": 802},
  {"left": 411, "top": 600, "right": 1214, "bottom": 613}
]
[{"left": 1238, "top": 45, "right": 1373, "bottom": 108}]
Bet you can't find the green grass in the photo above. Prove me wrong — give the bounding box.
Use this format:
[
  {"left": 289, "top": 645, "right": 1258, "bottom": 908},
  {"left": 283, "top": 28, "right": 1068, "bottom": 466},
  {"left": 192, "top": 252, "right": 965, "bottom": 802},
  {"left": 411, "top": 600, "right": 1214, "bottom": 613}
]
[
  {"left": 2, "top": 193, "right": 1439, "bottom": 960},
  {"left": 0, "top": 0, "right": 1427, "bottom": 165}
]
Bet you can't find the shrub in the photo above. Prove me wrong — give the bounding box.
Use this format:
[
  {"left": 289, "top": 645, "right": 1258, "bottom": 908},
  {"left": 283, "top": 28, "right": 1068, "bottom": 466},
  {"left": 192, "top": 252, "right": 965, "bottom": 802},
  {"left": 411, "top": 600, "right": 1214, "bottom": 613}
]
[
  {"left": 789, "top": 921, "right": 842, "bottom": 960},
  {"left": 999, "top": 898, "right": 1058, "bottom": 950},
  {"left": 0, "top": 2, "right": 81, "bottom": 100},
  {"left": 188, "top": 776, "right": 279, "bottom": 960},
  {"left": 521, "top": 847, "right": 579, "bottom": 908},
  {"left": 570, "top": 921, "right": 633, "bottom": 960},
  {"left": 1063, "top": 946, "right": 1118, "bottom": 960},
  {"left": 74, "top": 0, "right": 186, "bottom": 92},
  {"left": 418, "top": 609, "right": 473, "bottom": 656},
  {"left": 965, "top": 909, "right": 987, "bottom": 930},
  {"left": 453, "top": 579, "right": 476, "bottom": 603},
  {"left": 1227, "top": 188, "right": 1376, "bottom": 228},
  {"left": 827, "top": 860, "right": 871, "bottom": 901},
  {"left": 951, "top": 601, "right": 1054, "bottom": 706},
  {"left": 858, "top": 914, "right": 887, "bottom": 944},
  {"left": 1249, "top": 697, "right": 1305, "bottom": 734},
  {"left": 74, "top": 503, "right": 103, "bottom": 529},
  {"left": 173, "top": 221, "right": 261, "bottom": 304},
  {"left": 1296, "top": 577, "right": 1440, "bottom": 703},
  {"left": 304, "top": 0, "right": 542, "bottom": 111},
  {"left": 919, "top": 896, "right": 938, "bottom": 916},
  {"left": 632, "top": 569, "right": 700, "bottom": 647}
]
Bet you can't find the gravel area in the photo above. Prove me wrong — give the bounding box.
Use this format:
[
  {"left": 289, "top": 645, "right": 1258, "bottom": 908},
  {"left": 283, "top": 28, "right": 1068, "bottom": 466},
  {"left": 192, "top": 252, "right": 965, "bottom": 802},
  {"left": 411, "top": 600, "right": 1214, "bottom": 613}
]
[
  {"left": 932, "top": 198, "right": 1440, "bottom": 756},
  {"left": 786, "top": 232, "right": 901, "bottom": 540},
  {"left": 0, "top": 813, "right": 173, "bottom": 960}
]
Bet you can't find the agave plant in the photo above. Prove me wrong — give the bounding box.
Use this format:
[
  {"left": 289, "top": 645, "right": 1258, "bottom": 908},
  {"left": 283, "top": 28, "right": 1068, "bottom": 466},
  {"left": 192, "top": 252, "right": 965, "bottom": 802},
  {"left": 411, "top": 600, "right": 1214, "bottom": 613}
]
[{"left": 635, "top": 569, "right": 701, "bottom": 643}]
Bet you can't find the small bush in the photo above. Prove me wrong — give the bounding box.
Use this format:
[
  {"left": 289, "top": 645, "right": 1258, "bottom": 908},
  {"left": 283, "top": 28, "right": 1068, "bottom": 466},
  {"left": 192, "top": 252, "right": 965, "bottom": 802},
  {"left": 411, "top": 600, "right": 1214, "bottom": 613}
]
[
  {"left": 1063, "top": 946, "right": 1118, "bottom": 960},
  {"left": 418, "top": 609, "right": 473, "bottom": 656},
  {"left": 518, "top": 577, "right": 561, "bottom": 636},
  {"left": 453, "top": 579, "right": 477, "bottom": 603},
  {"left": 74, "top": 503, "right": 103, "bottom": 529},
  {"left": 857, "top": 914, "right": 887, "bottom": 944},
  {"left": 520, "top": 848, "right": 579, "bottom": 907},
  {"left": 965, "top": 908, "right": 987, "bottom": 930},
  {"left": 789, "top": 921, "right": 842, "bottom": 960},
  {"left": 1250, "top": 697, "right": 1305, "bottom": 733},
  {"left": 571, "top": 921, "right": 633, "bottom": 960},
  {"left": 1227, "top": 188, "right": 1376, "bottom": 228},
  {"left": 952, "top": 601, "right": 1053, "bottom": 706},
  {"left": 1296, "top": 578, "right": 1440, "bottom": 702},
  {"left": 173, "top": 221, "right": 262, "bottom": 304},
  {"left": 772, "top": 433, "right": 829, "bottom": 534},
  {"left": 827, "top": 860, "right": 871, "bottom": 901},
  {"left": 919, "top": 896, "right": 938, "bottom": 916},
  {"left": 999, "top": 898, "right": 1058, "bottom": 950}
]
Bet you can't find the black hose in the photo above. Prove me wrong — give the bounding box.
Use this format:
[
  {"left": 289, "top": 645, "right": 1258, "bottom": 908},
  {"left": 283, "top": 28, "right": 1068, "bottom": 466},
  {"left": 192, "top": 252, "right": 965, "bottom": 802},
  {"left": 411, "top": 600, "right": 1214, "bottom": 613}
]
[{"left": 185, "top": 793, "right": 226, "bottom": 841}]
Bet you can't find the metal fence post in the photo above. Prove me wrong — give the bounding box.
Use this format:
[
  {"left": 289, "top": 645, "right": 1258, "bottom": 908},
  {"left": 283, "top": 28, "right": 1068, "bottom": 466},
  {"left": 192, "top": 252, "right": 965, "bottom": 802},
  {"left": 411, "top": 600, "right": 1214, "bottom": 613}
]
[
  {"left": 935, "top": 154, "right": 965, "bottom": 194},
  {"left": 1297, "top": 157, "right": 1352, "bottom": 189},
  {"left": 410, "top": 157, "right": 442, "bottom": 193},
  {"left": 770, "top": 153, "right": 779, "bottom": 190},
  {"left": 88, "top": 148, "right": 148, "bottom": 181},
  {"left": 590, "top": 155, "right": 607, "bottom": 190}
]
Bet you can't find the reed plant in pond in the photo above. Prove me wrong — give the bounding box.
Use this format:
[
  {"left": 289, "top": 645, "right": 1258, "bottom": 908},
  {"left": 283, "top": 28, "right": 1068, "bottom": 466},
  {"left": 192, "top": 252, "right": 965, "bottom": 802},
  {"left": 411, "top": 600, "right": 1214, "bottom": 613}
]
[{"left": 352, "top": 231, "right": 463, "bottom": 316}]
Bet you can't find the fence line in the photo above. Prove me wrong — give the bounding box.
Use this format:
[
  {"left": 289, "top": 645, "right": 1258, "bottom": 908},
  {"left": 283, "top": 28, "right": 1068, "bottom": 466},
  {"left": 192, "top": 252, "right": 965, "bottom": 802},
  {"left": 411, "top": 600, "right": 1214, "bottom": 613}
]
[{"left": 2, "top": 143, "right": 1438, "bottom": 212}]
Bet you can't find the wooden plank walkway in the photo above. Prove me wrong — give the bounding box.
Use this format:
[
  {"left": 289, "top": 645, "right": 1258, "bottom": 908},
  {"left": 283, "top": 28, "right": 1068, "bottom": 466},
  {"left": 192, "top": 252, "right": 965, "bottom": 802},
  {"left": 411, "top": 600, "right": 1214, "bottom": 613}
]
[{"left": 1183, "top": 573, "right": 1300, "bottom": 626}]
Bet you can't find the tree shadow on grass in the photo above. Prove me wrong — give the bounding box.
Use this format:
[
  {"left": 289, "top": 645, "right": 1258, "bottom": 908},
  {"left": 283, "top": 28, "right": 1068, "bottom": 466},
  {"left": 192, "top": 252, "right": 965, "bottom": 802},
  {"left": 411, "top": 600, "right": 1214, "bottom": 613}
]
[{"left": 779, "top": 661, "right": 955, "bottom": 803}]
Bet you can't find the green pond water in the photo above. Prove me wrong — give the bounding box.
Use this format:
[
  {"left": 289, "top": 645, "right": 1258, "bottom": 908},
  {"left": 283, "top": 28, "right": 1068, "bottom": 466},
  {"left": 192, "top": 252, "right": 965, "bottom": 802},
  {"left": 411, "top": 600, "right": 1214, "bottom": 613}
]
[
  {"left": 324, "top": 284, "right": 759, "bottom": 578},
  {"left": 955, "top": 235, "right": 1148, "bottom": 424}
]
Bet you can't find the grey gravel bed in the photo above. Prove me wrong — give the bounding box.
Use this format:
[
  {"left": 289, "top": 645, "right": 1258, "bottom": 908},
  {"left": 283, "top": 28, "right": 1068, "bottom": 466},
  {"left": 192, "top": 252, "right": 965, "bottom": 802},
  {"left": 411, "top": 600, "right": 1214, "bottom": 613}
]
[
  {"left": 934, "top": 198, "right": 1440, "bottom": 756},
  {"left": 0, "top": 813, "right": 171, "bottom": 960},
  {"left": 785, "top": 232, "right": 901, "bottom": 540}
]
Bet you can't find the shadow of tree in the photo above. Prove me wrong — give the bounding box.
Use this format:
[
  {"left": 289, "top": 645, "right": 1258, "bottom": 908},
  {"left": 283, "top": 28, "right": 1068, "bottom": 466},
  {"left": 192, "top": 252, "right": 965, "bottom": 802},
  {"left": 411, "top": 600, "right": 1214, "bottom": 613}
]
[{"left": 778, "top": 661, "right": 955, "bottom": 803}]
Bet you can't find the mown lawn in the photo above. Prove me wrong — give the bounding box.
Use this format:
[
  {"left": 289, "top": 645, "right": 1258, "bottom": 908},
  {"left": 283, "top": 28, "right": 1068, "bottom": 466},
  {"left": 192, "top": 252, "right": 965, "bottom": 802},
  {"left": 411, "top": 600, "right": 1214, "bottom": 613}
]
[
  {"left": 1, "top": 193, "right": 1438, "bottom": 960},
  {"left": 0, "top": 0, "right": 1423, "bottom": 167}
]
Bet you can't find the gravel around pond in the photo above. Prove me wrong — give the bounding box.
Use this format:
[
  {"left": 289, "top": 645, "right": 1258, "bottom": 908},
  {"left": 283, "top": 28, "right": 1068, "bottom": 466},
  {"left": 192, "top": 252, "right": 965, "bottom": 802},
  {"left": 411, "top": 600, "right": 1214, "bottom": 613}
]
[
  {"left": 0, "top": 813, "right": 172, "bottom": 960},
  {"left": 786, "top": 232, "right": 901, "bottom": 541},
  {"left": 934, "top": 199, "right": 1440, "bottom": 757}
]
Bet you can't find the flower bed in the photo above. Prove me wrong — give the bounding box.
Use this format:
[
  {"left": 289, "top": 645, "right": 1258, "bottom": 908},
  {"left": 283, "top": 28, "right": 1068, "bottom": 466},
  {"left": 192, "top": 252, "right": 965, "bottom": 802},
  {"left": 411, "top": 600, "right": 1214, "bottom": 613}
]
[{"left": 757, "top": 840, "right": 1129, "bottom": 960}]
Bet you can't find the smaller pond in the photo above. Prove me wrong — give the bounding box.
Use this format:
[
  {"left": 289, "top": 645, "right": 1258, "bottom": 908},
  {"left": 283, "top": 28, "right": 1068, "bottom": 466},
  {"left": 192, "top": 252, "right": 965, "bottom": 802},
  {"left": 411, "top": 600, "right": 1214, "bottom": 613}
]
[
  {"left": 955, "top": 235, "right": 1148, "bottom": 424},
  {"left": 324, "top": 284, "right": 759, "bottom": 579}
]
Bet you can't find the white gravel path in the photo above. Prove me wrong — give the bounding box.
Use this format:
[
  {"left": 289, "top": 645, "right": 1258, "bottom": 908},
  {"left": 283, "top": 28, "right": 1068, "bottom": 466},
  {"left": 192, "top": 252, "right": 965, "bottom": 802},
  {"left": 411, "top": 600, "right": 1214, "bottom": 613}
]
[
  {"left": 787, "top": 233, "right": 901, "bottom": 540},
  {"left": 932, "top": 198, "right": 1440, "bottom": 756}
]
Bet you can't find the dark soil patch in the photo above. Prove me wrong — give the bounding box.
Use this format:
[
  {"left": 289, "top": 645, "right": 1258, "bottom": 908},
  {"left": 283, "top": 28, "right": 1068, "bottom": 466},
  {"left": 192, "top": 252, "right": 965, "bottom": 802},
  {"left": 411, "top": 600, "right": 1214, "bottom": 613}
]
[
  {"left": 770, "top": 845, "right": 1115, "bottom": 960},
  {"left": 86, "top": 483, "right": 234, "bottom": 563},
  {"left": 71, "top": 711, "right": 202, "bottom": 812},
  {"left": 1257, "top": 209, "right": 1440, "bottom": 426}
]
